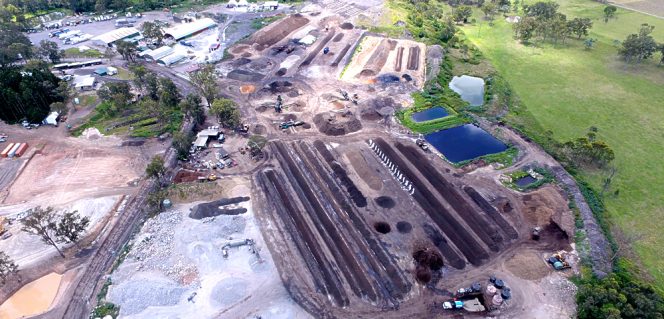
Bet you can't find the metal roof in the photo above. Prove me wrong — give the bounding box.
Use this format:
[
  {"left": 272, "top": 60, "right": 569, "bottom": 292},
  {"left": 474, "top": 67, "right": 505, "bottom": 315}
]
[
  {"left": 193, "top": 135, "right": 208, "bottom": 147},
  {"left": 164, "top": 18, "right": 217, "bottom": 41},
  {"left": 73, "top": 75, "right": 96, "bottom": 87},
  {"left": 92, "top": 27, "right": 140, "bottom": 45},
  {"left": 145, "top": 46, "right": 174, "bottom": 60},
  {"left": 157, "top": 53, "right": 186, "bottom": 66}
]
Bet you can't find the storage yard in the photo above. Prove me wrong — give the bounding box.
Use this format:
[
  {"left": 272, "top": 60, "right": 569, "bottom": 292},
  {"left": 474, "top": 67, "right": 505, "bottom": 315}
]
[{"left": 0, "top": 2, "right": 585, "bottom": 319}]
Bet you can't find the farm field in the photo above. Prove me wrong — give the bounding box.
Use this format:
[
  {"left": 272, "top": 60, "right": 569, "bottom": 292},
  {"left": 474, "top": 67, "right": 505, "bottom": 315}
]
[{"left": 461, "top": 0, "right": 664, "bottom": 287}]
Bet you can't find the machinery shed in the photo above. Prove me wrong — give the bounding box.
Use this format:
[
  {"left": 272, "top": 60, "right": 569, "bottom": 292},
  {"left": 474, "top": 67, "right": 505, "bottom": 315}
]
[{"left": 163, "top": 18, "right": 217, "bottom": 41}]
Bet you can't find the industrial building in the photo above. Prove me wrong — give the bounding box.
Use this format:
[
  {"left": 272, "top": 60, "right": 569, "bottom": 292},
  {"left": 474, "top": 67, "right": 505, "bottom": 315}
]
[
  {"left": 163, "top": 18, "right": 217, "bottom": 41},
  {"left": 92, "top": 27, "right": 140, "bottom": 47},
  {"left": 142, "top": 46, "right": 174, "bottom": 61},
  {"left": 73, "top": 75, "right": 96, "bottom": 91},
  {"left": 157, "top": 53, "right": 187, "bottom": 66}
]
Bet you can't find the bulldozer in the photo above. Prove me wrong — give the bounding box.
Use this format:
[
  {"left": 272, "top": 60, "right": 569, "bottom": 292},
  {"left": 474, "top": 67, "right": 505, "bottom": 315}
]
[{"left": 547, "top": 252, "right": 571, "bottom": 270}]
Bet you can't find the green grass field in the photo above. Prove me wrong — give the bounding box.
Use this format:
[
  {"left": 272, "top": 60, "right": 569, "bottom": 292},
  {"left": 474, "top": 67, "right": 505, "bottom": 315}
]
[{"left": 461, "top": 0, "right": 664, "bottom": 286}]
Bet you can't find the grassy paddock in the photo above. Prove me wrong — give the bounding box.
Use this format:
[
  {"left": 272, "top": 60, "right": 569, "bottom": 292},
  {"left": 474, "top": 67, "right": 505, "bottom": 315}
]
[{"left": 461, "top": 0, "right": 664, "bottom": 287}]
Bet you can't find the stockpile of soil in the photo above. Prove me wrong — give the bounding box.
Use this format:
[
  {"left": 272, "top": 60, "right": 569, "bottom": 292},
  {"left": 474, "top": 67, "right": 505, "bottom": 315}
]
[
  {"left": 267, "top": 80, "right": 294, "bottom": 94},
  {"left": 504, "top": 250, "right": 549, "bottom": 280},
  {"left": 189, "top": 197, "right": 250, "bottom": 219},
  {"left": 173, "top": 170, "right": 204, "bottom": 183},
  {"left": 396, "top": 221, "right": 412, "bottom": 233},
  {"left": 413, "top": 247, "right": 444, "bottom": 284},
  {"left": 359, "top": 39, "right": 390, "bottom": 78},
  {"left": 313, "top": 112, "right": 362, "bottom": 136},
  {"left": 407, "top": 46, "right": 420, "bottom": 70},
  {"left": 284, "top": 114, "right": 297, "bottom": 121},
  {"left": 275, "top": 68, "right": 286, "bottom": 76},
  {"left": 374, "top": 222, "right": 391, "bottom": 234},
  {"left": 250, "top": 14, "right": 310, "bottom": 50},
  {"left": 230, "top": 57, "right": 251, "bottom": 67},
  {"left": 231, "top": 45, "right": 249, "bottom": 55},
  {"left": 227, "top": 69, "right": 264, "bottom": 82},
  {"left": 333, "top": 33, "right": 344, "bottom": 42},
  {"left": 374, "top": 196, "right": 395, "bottom": 208},
  {"left": 340, "top": 22, "right": 354, "bottom": 30},
  {"left": 252, "top": 124, "right": 267, "bottom": 135},
  {"left": 239, "top": 85, "right": 255, "bottom": 94}
]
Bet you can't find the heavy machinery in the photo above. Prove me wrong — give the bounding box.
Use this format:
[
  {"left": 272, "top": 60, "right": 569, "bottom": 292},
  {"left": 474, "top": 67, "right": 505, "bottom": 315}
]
[
  {"left": 279, "top": 120, "right": 304, "bottom": 130},
  {"left": 416, "top": 138, "right": 429, "bottom": 151},
  {"left": 442, "top": 300, "right": 463, "bottom": 310},
  {"left": 532, "top": 226, "right": 541, "bottom": 240},
  {"left": 547, "top": 252, "right": 571, "bottom": 270},
  {"left": 275, "top": 95, "right": 283, "bottom": 113},
  {"left": 339, "top": 89, "right": 349, "bottom": 101},
  {"left": 197, "top": 174, "right": 217, "bottom": 182}
]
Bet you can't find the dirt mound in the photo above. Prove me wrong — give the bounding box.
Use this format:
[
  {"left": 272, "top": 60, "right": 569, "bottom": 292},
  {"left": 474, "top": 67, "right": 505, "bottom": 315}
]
[
  {"left": 227, "top": 69, "right": 264, "bottom": 82},
  {"left": 252, "top": 124, "right": 267, "bottom": 135},
  {"left": 240, "top": 85, "right": 255, "bottom": 94},
  {"left": 396, "top": 221, "right": 412, "bottom": 233},
  {"left": 313, "top": 112, "right": 362, "bottom": 136},
  {"left": 413, "top": 248, "right": 444, "bottom": 271},
  {"left": 250, "top": 14, "right": 310, "bottom": 50},
  {"left": 283, "top": 114, "right": 297, "bottom": 121},
  {"left": 230, "top": 57, "right": 252, "bottom": 67},
  {"left": 374, "top": 196, "right": 395, "bottom": 208},
  {"left": 231, "top": 45, "right": 249, "bottom": 54},
  {"left": 360, "top": 108, "right": 382, "bottom": 121},
  {"left": 275, "top": 68, "right": 286, "bottom": 76},
  {"left": 374, "top": 222, "right": 391, "bottom": 234},
  {"left": 173, "top": 169, "right": 204, "bottom": 183},
  {"left": 340, "top": 22, "right": 354, "bottom": 30},
  {"left": 333, "top": 33, "right": 344, "bottom": 42},
  {"left": 241, "top": 52, "right": 252, "bottom": 58},
  {"left": 267, "top": 80, "right": 294, "bottom": 94},
  {"left": 189, "top": 197, "right": 250, "bottom": 219},
  {"left": 415, "top": 266, "right": 432, "bottom": 284},
  {"left": 504, "top": 250, "right": 549, "bottom": 280}
]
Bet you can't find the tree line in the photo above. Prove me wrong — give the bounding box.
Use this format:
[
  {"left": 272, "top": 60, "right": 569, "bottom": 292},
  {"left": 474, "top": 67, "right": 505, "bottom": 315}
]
[{"left": 513, "top": 1, "right": 593, "bottom": 44}]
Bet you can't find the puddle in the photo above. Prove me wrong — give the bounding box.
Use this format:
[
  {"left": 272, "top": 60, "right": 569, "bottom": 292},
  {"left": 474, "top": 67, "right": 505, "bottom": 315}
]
[
  {"left": 411, "top": 107, "right": 449, "bottom": 122},
  {"left": 0, "top": 272, "right": 63, "bottom": 319},
  {"left": 449, "top": 75, "right": 485, "bottom": 106},
  {"left": 424, "top": 124, "right": 507, "bottom": 163},
  {"left": 515, "top": 175, "right": 537, "bottom": 188}
]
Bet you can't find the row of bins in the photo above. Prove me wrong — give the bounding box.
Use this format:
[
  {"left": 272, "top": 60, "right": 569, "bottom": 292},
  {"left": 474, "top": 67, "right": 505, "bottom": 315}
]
[{"left": 0, "top": 143, "right": 29, "bottom": 158}]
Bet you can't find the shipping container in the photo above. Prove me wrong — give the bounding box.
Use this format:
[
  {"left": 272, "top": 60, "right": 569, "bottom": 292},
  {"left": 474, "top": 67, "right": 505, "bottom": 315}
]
[
  {"left": 1, "top": 143, "right": 14, "bottom": 157},
  {"left": 7, "top": 143, "right": 21, "bottom": 158},
  {"left": 15, "top": 143, "right": 28, "bottom": 157}
]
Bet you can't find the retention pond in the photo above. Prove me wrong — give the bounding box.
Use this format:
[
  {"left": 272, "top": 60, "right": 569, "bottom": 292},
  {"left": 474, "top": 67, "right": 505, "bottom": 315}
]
[
  {"left": 449, "top": 75, "right": 485, "bottom": 106},
  {"left": 424, "top": 124, "right": 507, "bottom": 163},
  {"left": 411, "top": 107, "right": 449, "bottom": 122}
]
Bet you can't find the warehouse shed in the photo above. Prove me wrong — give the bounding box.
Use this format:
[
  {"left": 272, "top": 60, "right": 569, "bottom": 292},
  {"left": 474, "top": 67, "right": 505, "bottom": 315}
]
[
  {"left": 157, "top": 53, "right": 187, "bottom": 66},
  {"left": 92, "top": 27, "right": 140, "bottom": 46},
  {"left": 144, "top": 46, "right": 174, "bottom": 61},
  {"left": 163, "top": 18, "right": 217, "bottom": 41}
]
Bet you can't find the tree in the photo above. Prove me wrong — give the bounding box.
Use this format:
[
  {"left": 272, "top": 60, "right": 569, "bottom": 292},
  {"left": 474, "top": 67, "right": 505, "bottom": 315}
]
[
  {"left": 523, "top": 1, "right": 559, "bottom": 19},
  {"left": 172, "top": 131, "right": 194, "bottom": 160},
  {"left": 97, "top": 82, "right": 133, "bottom": 113},
  {"left": 619, "top": 24, "right": 658, "bottom": 63},
  {"left": 145, "top": 155, "right": 166, "bottom": 180},
  {"left": 0, "top": 252, "right": 18, "bottom": 285},
  {"left": 158, "top": 77, "right": 181, "bottom": 109},
  {"left": 180, "top": 94, "right": 205, "bottom": 125},
  {"left": 481, "top": 3, "right": 497, "bottom": 22},
  {"left": 210, "top": 98, "right": 240, "bottom": 129},
  {"left": 0, "top": 24, "right": 32, "bottom": 66},
  {"left": 115, "top": 40, "right": 138, "bottom": 62},
  {"left": 50, "top": 101, "right": 68, "bottom": 115},
  {"left": 603, "top": 5, "right": 617, "bottom": 23},
  {"left": 513, "top": 16, "right": 538, "bottom": 42},
  {"left": 584, "top": 38, "right": 597, "bottom": 50},
  {"left": 0, "top": 63, "right": 65, "bottom": 123},
  {"left": 190, "top": 65, "right": 218, "bottom": 106},
  {"left": 658, "top": 43, "right": 664, "bottom": 65},
  {"left": 144, "top": 72, "right": 159, "bottom": 100},
  {"left": 563, "top": 130, "right": 615, "bottom": 169},
  {"left": 55, "top": 211, "right": 90, "bottom": 246},
  {"left": 37, "top": 40, "right": 63, "bottom": 63},
  {"left": 141, "top": 21, "right": 164, "bottom": 46},
  {"left": 568, "top": 17, "right": 593, "bottom": 39},
  {"left": 453, "top": 6, "right": 473, "bottom": 23},
  {"left": 129, "top": 64, "right": 148, "bottom": 90},
  {"left": 21, "top": 207, "right": 63, "bottom": 257}
]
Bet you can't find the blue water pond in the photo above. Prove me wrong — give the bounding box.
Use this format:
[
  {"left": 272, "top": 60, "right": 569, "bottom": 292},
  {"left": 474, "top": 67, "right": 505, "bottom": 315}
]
[
  {"left": 424, "top": 124, "right": 507, "bottom": 163},
  {"left": 449, "top": 75, "right": 485, "bottom": 106},
  {"left": 411, "top": 107, "right": 449, "bottom": 122}
]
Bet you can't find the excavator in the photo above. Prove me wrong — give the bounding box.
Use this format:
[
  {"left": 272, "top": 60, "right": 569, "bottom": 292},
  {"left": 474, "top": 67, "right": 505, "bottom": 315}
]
[{"left": 547, "top": 252, "right": 571, "bottom": 270}]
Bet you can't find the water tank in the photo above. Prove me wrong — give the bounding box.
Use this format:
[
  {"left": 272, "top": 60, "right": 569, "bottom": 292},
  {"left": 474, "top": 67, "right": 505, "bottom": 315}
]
[
  {"left": 494, "top": 279, "right": 505, "bottom": 289},
  {"left": 162, "top": 199, "right": 172, "bottom": 209},
  {"left": 486, "top": 284, "right": 497, "bottom": 295},
  {"left": 501, "top": 289, "right": 512, "bottom": 300}
]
